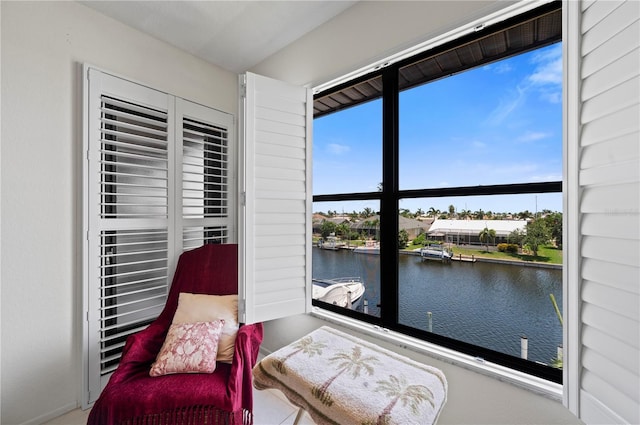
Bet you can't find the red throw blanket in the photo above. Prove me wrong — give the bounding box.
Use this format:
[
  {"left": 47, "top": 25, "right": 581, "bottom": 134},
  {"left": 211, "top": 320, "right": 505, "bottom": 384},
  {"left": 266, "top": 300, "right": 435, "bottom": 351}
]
[{"left": 88, "top": 244, "right": 263, "bottom": 425}]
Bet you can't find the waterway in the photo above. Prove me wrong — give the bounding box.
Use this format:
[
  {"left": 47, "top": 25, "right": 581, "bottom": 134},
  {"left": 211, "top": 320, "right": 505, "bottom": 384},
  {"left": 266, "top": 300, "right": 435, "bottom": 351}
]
[{"left": 312, "top": 247, "right": 563, "bottom": 365}]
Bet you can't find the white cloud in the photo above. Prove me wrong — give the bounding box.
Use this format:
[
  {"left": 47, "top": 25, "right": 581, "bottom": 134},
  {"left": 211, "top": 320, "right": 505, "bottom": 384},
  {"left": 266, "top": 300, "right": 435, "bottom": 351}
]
[
  {"left": 527, "top": 44, "right": 562, "bottom": 102},
  {"left": 486, "top": 44, "right": 562, "bottom": 124},
  {"left": 485, "top": 85, "right": 526, "bottom": 126},
  {"left": 494, "top": 63, "right": 513, "bottom": 74},
  {"left": 517, "top": 131, "right": 550, "bottom": 143},
  {"left": 528, "top": 58, "right": 562, "bottom": 85},
  {"left": 327, "top": 143, "right": 350, "bottom": 154}
]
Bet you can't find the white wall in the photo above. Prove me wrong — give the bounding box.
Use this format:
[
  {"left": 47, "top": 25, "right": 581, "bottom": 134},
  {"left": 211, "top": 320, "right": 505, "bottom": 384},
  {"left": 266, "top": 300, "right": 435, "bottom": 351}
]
[{"left": 0, "top": 2, "right": 236, "bottom": 424}]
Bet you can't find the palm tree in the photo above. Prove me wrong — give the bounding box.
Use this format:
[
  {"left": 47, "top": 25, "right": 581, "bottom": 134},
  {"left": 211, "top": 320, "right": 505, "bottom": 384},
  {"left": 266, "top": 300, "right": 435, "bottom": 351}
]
[
  {"left": 427, "top": 207, "right": 440, "bottom": 218},
  {"left": 374, "top": 375, "right": 435, "bottom": 425},
  {"left": 478, "top": 227, "right": 496, "bottom": 251},
  {"left": 336, "top": 222, "right": 350, "bottom": 239},
  {"left": 312, "top": 346, "right": 378, "bottom": 406},
  {"left": 274, "top": 336, "right": 326, "bottom": 374}
]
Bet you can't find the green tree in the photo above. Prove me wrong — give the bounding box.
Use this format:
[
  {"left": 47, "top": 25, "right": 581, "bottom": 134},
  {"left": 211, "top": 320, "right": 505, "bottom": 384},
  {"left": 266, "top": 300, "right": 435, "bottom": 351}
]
[
  {"left": 507, "top": 229, "right": 525, "bottom": 247},
  {"left": 427, "top": 207, "right": 440, "bottom": 217},
  {"left": 414, "top": 208, "right": 424, "bottom": 218},
  {"left": 399, "top": 208, "right": 412, "bottom": 218},
  {"left": 413, "top": 233, "right": 426, "bottom": 246},
  {"left": 543, "top": 212, "right": 563, "bottom": 248},
  {"left": 398, "top": 229, "right": 409, "bottom": 249},
  {"left": 320, "top": 220, "right": 336, "bottom": 238},
  {"left": 524, "top": 219, "right": 550, "bottom": 257},
  {"left": 336, "top": 222, "right": 351, "bottom": 238},
  {"left": 518, "top": 210, "right": 533, "bottom": 220},
  {"left": 448, "top": 204, "right": 455, "bottom": 217},
  {"left": 374, "top": 375, "right": 435, "bottom": 425},
  {"left": 478, "top": 227, "right": 496, "bottom": 251}
]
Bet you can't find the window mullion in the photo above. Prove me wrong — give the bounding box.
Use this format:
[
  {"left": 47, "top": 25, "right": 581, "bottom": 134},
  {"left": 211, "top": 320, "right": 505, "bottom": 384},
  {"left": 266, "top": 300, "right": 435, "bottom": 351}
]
[{"left": 380, "top": 67, "right": 400, "bottom": 329}]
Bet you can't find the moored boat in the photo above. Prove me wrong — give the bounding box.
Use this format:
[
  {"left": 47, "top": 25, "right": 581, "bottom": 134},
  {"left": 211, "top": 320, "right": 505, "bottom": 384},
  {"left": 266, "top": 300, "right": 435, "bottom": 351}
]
[
  {"left": 420, "top": 244, "right": 453, "bottom": 262},
  {"left": 312, "top": 277, "right": 365, "bottom": 309},
  {"left": 318, "top": 234, "right": 344, "bottom": 250},
  {"left": 353, "top": 240, "right": 380, "bottom": 255}
]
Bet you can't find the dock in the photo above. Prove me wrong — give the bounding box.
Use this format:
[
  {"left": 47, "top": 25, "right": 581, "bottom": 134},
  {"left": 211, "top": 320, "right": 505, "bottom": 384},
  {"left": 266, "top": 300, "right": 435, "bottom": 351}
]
[{"left": 450, "top": 254, "right": 477, "bottom": 263}]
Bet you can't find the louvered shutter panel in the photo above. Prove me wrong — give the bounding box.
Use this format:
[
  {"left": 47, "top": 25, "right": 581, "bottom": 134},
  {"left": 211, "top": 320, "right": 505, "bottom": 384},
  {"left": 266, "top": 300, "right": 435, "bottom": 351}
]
[
  {"left": 176, "top": 99, "right": 235, "bottom": 252},
  {"left": 238, "top": 72, "right": 312, "bottom": 324},
  {"left": 85, "top": 69, "right": 175, "bottom": 403},
  {"left": 567, "top": 1, "right": 640, "bottom": 423}
]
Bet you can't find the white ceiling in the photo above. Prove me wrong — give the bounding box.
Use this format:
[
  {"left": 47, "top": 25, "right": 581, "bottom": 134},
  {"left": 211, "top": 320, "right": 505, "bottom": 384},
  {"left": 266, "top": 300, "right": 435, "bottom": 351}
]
[{"left": 80, "top": 1, "right": 357, "bottom": 73}]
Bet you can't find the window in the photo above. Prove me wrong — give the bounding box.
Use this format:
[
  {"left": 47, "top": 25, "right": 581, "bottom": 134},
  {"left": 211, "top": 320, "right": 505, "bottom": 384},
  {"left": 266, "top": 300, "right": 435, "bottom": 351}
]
[
  {"left": 312, "top": 2, "right": 563, "bottom": 382},
  {"left": 83, "top": 68, "right": 235, "bottom": 404}
]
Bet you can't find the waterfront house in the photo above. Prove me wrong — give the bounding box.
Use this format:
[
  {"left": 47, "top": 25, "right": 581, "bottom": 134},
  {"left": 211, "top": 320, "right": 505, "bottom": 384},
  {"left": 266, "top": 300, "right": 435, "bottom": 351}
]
[
  {"left": 1, "top": 2, "right": 638, "bottom": 425},
  {"left": 427, "top": 219, "right": 528, "bottom": 246}
]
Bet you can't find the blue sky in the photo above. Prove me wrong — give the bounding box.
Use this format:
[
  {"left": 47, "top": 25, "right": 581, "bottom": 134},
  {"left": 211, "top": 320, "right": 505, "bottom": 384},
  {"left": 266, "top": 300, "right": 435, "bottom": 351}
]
[{"left": 313, "top": 43, "right": 563, "bottom": 215}]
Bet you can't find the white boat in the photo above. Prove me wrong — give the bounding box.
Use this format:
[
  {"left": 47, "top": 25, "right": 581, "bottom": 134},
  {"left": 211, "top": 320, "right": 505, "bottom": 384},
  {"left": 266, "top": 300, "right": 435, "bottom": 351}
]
[
  {"left": 318, "top": 234, "right": 344, "bottom": 251},
  {"left": 312, "top": 277, "right": 365, "bottom": 308},
  {"left": 353, "top": 240, "right": 380, "bottom": 255},
  {"left": 420, "top": 244, "right": 453, "bottom": 262}
]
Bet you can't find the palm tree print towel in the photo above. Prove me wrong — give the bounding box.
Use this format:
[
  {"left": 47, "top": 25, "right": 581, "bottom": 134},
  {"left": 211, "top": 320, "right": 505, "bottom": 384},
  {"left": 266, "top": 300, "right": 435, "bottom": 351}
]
[{"left": 253, "top": 326, "right": 447, "bottom": 425}]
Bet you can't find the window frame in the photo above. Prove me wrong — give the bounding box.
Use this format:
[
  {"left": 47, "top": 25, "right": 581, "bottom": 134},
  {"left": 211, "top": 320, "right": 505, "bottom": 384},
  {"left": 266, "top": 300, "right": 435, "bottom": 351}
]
[{"left": 311, "top": 2, "right": 563, "bottom": 383}]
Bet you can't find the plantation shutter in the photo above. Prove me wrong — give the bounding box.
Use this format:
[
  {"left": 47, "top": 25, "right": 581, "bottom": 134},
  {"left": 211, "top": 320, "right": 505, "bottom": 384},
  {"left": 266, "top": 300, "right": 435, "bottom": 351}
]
[
  {"left": 566, "top": 1, "right": 640, "bottom": 423},
  {"left": 84, "top": 68, "right": 175, "bottom": 403},
  {"left": 238, "top": 72, "right": 312, "bottom": 324},
  {"left": 176, "top": 99, "right": 235, "bottom": 253},
  {"left": 84, "top": 69, "right": 236, "bottom": 406}
]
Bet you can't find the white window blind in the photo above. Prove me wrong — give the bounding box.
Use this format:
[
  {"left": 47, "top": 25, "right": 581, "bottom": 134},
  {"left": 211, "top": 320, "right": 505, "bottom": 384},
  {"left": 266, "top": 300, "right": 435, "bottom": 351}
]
[
  {"left": 565, "top": 1, "right": 640, "bottom": 423},
  {"left": 84, "top": 68, "right": 235, "bottom": 406},
  {"left": 238, "top": 72, "right": 312, "bottom": 324},
  {"left": 177, "top": 99, "right": 235, "bottom": 251}
]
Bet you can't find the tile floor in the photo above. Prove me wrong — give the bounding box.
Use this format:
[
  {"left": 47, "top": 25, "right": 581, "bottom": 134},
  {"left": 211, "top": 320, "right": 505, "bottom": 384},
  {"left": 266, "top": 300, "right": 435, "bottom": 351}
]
[{"left": 44, "top": 387, "right": 314, "bottom": 425}]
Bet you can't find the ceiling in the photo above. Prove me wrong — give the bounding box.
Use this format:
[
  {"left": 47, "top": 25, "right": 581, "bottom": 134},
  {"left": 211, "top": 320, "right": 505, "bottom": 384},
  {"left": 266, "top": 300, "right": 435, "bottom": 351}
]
[{"left": 80, "top": 1, "right": 357, "bottom": 73}]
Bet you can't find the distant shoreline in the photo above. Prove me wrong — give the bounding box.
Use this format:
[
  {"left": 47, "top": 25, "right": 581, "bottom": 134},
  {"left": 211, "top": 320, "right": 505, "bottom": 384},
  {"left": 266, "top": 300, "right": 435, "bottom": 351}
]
[{"left": 400, "top": 248, "right": 562, "bottom": 270}]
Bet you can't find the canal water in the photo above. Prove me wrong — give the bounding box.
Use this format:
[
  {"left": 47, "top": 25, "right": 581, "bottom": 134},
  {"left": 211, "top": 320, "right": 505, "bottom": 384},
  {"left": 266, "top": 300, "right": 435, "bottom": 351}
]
[{"left": 312, "top": 247, "right": 563, "bottom": 365}]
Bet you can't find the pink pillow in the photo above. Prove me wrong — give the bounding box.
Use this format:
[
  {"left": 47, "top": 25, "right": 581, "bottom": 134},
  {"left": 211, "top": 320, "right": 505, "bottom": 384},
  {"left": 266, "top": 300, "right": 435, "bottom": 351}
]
[
  {"left": 172, "top": 293, "right": 239, "bottom": 364},
  {"left": 150, "top": 320, "right": 225, "bottom": 377}
]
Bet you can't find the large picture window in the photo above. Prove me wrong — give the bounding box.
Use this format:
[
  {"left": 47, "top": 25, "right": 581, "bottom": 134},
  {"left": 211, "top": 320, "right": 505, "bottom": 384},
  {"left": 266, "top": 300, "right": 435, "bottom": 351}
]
[{"left": 312, "top": 2, "right": 563, "bottom": 382}]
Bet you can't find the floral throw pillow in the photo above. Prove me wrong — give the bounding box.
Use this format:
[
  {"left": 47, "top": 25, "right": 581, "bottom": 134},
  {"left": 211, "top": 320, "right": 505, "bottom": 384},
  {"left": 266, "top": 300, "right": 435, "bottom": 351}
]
[{"left": 150, "top": 319, "right": 225, "bottom": 377}]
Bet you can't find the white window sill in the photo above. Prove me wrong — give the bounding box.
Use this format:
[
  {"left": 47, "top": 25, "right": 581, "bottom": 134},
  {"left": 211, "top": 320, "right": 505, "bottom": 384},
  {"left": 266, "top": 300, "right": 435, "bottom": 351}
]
[{"left": 310, "top": 307, "right": 563, "bottom": 402}]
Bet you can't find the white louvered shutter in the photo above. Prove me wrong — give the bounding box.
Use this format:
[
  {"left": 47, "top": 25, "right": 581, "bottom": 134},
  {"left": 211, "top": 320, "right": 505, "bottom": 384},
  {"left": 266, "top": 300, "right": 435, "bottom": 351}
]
[
  {"left": 238, "top": 72, "right": 312, "bottom": 324},
  {"left": 85, "top": 69, "right": 175, "bottom": 403},
  {"left": 84, "top": 69, "right": 236, "bottom": 406},
  {"left": 176, "top": 99, "right": 235, "bottom": 253},
  {"left": 566, "top": 1, "right": 640, "bottom": 423}
]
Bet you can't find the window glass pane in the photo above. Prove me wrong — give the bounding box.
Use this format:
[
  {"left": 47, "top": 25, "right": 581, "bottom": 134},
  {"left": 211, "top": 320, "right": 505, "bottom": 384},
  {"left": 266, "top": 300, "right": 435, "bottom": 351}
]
[
  {"left": 398, "top": 194, "right": 563, "bottom": 366},
  {"left": 399, "top": 43, "right": 562, "bottom": 190},
  {"left": 313, "top": 201, "right": 381, "bottom": 318},
  {"left": 313, "top": 98, "right": 382, "bottom": 195}
]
